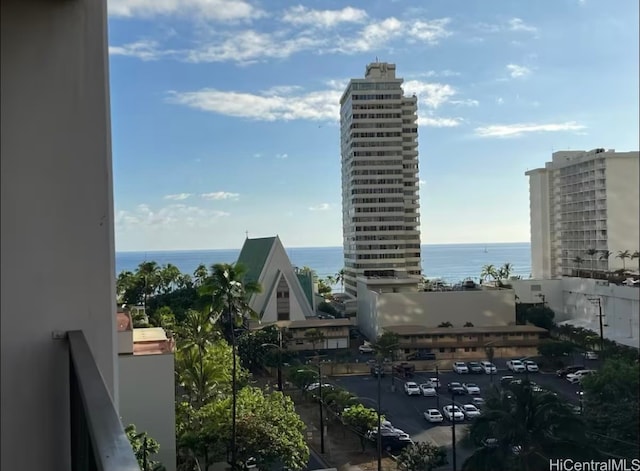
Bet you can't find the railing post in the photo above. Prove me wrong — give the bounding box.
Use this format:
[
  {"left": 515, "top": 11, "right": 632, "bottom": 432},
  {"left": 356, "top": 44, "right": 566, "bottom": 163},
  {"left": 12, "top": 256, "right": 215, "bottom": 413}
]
[{"left": 70, "top": 351, "right": 94, "bottom": 471}]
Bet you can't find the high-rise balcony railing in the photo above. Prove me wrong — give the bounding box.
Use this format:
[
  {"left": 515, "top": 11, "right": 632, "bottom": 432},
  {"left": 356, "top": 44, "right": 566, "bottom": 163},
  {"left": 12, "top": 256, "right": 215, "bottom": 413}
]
[{"left": 68, "top": 330, "right": 140, "bottom": 471}]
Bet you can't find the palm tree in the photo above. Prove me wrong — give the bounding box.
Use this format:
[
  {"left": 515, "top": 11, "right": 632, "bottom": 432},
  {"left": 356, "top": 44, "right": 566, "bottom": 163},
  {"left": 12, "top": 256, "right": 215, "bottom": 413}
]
[
  {"left": 481, "top": 264, "right": 498, "bottom": 283},
  {"left": 463, "top": 381, "right": 593, "bottom": 471},
  {"left": 599, "top": 250, "right": 613, "bottom": 274},
  {"left": 373, "top": 331, "right": 400, "bottom": 391},
  {"left": 585, "top": 248, "right": 598, "bottom": 277},
  {"left": 205, "top": 263, "right": 261, "bottom": 471},
  {"left": 160, "top": 263, "right": 182, "bottom": 294},
  {"left": 572, "top": 256, "right": 584, "bottom": 276},
  {"left": 498, "top": 263, "right": 513, "bottom": 281},
  {"left": 334, "top": 268, "right": 346, "bottom": 293},
  {"left": 137, "top": 261, "right": 161, "bottom": 309},
  {"left": 632, "top": 251, "right": 640, "bottom": 270},
  {"left": 192, "top": 264, "right": 209, "bottom": 287},
  {"left": 616, "top": 250, "right": 631, "bottom": 271},
  {"left": 116, "top": 270, "right": 137, "bottom": 302}
]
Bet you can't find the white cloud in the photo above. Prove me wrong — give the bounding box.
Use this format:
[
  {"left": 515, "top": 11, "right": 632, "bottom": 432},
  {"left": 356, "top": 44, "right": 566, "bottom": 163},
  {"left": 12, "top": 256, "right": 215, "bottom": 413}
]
[
  {"left": 403, "top": 81, "right": 457, "bottom": 108},
  {"left": 336, "top": 17, "right": 450, "bottom": 53},
  {"left": 418, "top": 180, "right": 426, "bottom": 186},
  {"left": 253, "top": 153, "right": 262, "bottom": 158},
  {"left": 112, "top": 15, "right": 451, "bottom": 64},
  {"left": 474, "top": 121, "right": 586, "bottom": 138},
  {"left": 282, "top": 6, "right": 368, "bottom": 28},
  {"left": 108, "top": 40, "right": 169, "bottom": 61},
  {"left": 309, "top": 203, "right": 331, "bottom": 211},
  {"left": 496, "top": 97, "right": 505, "bottom": 105},
  {"left": 167, "top": 84, "right": 342, "bottom": 122},
  {"left": 184, "top": 30, "right": 325, "bottom": 64},
  {"left": 164, "top": 193, "right": 192, "bottom": 201},
  {"left": 115, "top": 203, "right": 230, "bottom": 230},
  {"left": 168, "top": 78, "right": 470, "bottom": 125},
  {"left": 450, "top": 99, "right": 479, "bottom": 107},
  {"left": 275, "top": 153, "right": 289, "bottom": 160},
  {"left": 417, "top": 114, "right": 462, "bottom": 127},
  {"left": 508, "top": 18, "right": 538, "bottom": 33},
  {"left": 108, "top": 0, "right": 262, "bottom": 21},
  {"left": 506, "top": 64, "right": 531, "bottom": 78},
  {"left": 200, "top": 191, "right": 240, "bottom": 200}
]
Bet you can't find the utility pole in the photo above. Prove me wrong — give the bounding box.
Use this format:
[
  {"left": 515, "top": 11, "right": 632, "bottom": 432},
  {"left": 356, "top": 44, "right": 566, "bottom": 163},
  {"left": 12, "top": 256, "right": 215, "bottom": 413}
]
[
  {"left": 376, "top": 357, "right": 382, "bottom": 471},
  {"left": 277, "top": 328, "right": 283, "bottom": 391},
  {"left": 317, "top": 359, "right": 325, "bottom": 454},
  {"left": 587, "top": 297, "right": 605, "bottom": 354},
  {"left": 451, "top": 391, "right": 457, "bottom": 471}
]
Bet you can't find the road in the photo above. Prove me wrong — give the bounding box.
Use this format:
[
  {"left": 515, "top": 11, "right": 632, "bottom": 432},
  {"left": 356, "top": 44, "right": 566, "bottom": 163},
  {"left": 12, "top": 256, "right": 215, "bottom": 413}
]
[{"left": 329, "top": 365, "right": 588, "bottom": 468}]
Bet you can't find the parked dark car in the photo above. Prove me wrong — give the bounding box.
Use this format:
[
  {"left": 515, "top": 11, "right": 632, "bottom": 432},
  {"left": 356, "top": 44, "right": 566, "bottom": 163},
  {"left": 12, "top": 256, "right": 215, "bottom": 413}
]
[
  {"left": 447, "top": 382, "right": 465, "bottom": 395},
  {"left": 370, "top": 366, "right": 385, "bottom": 377},
  {"left": 368, "top": 432, "right": 414, "bottom": 453},
  {"left": 467, "top": 361, "right": 483, "bottom": 373},
  {"left": 500, "top": 375, "right": 515, "bottom": 387},
  {"left": 407, "top": 351, "right": 436, "bottom": 361},
  {"left": 394, "top": 362, "right": 416, "bottom": 378},
  {"left": 556, "top": 365, "right": 586, "bottom": 378}
]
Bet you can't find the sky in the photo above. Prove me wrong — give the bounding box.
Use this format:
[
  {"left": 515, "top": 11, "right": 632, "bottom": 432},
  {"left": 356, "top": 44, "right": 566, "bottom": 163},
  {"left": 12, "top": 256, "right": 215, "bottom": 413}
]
[{"left": 108, "top": 0, "right": 639, "bottom": 251}]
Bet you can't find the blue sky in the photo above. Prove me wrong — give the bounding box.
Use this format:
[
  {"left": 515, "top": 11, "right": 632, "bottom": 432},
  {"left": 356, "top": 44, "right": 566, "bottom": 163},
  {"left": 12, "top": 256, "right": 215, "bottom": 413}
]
[{"left": 108, "top": 0, "right": 639, "bottom": 251}]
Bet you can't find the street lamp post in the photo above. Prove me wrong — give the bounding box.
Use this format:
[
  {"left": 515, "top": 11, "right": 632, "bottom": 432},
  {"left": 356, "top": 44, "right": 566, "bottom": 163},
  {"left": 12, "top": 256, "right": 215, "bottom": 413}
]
[
  {"left": 435, "top": 365, "right": 440, "bottom": 410},
  {"left": 261, "top": 329, "right": 284, "bottom": 391},
  {"left": 451, "top": 391, "right": 457, "bottom": 471}
]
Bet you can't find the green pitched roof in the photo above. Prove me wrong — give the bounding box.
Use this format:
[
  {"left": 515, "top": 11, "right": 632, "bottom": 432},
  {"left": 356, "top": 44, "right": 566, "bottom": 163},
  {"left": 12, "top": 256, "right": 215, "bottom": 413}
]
[
  {"left": 297, "top": 272, "right": 314, "bottom": 308},
  {"left": 236, "top": 237, "right": 276, "bottom": 284}
]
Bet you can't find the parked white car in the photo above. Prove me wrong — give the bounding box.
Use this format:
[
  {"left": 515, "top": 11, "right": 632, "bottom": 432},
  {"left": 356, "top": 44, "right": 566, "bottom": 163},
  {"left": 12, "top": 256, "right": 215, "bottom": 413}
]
[
  {"left": 428, "top": 377, "right": 441, "bottom": 388},
  {"left": 583, "top": 351, "right": 599, "bottom": 360},
  {"left": 472, "top": 397, "right": 486, "bottom": 407},
  {"left": 424, "top": 409, "right": 444, "bottom": 423},
  {"left": 523, "top": 360, "right": 539, "bottom": 372},
  {"left": 462, "top": 404, "right": 481, "bottom": 419},
  {"left": 404, "top": 381, "right": 421, "bottom": 396},
  {"left": 462, "top": 383, "right": 481, "bottom": 395},
  {"left": 359, "top": 343, "right": 374, "bottom": 354},
  {"left": 442, "top": 405, "right": 465, "bottom": 421},
  {"left": 420, "top": 383, "right": 437, "bottom": 397},
  {"left": 507, "top": 359, "right": 526, "bottom": 373},
  {"left": 480, "top": 361, "right": 497, "bottom": 374},
  {"left": 453, "top": 361, "right": 469, "bottom": 374},
  {"left": 566, "top": 370, "right": 596, "bottom": 384}
]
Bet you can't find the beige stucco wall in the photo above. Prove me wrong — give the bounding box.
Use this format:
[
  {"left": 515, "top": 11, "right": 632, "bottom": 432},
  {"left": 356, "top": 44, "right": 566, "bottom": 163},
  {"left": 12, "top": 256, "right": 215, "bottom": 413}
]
[
  {"left": 376, "top": 289, "right": 516, "bottom": 328},
  {"left": 606, "top": 154, "right": 640, "bottom": 270},
  {"left": 357, "top": 287, "right": 516, "bottom": 340},
  {"left": 1, "top": 1, "right": 117, "bottom": 470},
  {"left": 119, "top": 354, "right": 176, "bottom": 471}
]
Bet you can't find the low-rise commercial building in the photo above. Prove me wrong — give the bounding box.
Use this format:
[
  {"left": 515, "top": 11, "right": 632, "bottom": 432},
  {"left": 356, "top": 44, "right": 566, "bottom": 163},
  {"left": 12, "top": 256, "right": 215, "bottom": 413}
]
[
  {"left": 117, "top": 312, "right": 176, "bottom": 471},
  {"left": 252, "top": 318, "right": 353, "bottom": 351},
  {"left": 383, "top": 324, "right": 548, "bottom": 360}
]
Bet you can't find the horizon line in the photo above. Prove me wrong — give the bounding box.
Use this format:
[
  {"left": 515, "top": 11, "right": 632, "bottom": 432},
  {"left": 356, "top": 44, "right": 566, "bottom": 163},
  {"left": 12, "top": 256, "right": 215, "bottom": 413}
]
[{"left": 116, "top": 241, "right": 531, "bottom": 253}]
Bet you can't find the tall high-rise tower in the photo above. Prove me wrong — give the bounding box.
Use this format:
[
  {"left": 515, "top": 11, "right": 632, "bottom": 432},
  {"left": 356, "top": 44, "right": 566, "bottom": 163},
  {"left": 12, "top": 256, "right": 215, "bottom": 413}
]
[{"left": 340, "top": 62, "right": 422, "bottom": 298}]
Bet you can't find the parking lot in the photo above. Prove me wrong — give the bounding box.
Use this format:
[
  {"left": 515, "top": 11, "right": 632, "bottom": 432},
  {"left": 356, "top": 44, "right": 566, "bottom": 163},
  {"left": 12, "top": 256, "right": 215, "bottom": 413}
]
[{"left": 328, "top": 363, "right": 591, "bottom": 464}]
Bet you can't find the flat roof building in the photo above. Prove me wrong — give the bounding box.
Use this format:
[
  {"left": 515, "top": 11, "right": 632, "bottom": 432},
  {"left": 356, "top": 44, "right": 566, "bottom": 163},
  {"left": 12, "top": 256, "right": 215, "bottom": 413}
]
[
  {"left": 340, "top": 62, "right": 422, "bottom": 298},
  {"left": 526, "top": 148, "right": 639, "bottom": 279}
]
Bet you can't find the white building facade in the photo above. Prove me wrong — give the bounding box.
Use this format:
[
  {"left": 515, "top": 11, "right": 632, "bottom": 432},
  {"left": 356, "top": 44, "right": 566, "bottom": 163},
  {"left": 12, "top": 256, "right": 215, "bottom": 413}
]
[
  {"left": 526, "top": 148, "right": 639, "bottom": 279},
  {"left": 511, "top": 278, "right": 639, "bottom": 349},
  {"left": 339, "top": 62, "right": 422, "bottom": 297}
]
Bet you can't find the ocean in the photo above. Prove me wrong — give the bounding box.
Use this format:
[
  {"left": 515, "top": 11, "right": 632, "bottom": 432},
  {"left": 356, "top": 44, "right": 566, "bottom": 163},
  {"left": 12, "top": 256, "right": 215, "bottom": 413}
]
[{"left": 116, "top": 242, "right": 531, "bottom": 283}]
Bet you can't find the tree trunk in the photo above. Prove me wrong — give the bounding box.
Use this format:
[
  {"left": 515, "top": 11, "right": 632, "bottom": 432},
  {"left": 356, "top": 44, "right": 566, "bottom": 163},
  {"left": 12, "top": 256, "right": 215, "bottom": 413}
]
[{"left": 230, "top": 302, "right": 238, "bottom": 470}]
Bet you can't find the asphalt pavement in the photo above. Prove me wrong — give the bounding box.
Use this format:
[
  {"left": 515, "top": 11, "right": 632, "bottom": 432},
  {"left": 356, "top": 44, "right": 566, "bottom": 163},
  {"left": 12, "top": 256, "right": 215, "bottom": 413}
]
[{"left": 328, "top": 364, "right": 590, "bottom": 468}]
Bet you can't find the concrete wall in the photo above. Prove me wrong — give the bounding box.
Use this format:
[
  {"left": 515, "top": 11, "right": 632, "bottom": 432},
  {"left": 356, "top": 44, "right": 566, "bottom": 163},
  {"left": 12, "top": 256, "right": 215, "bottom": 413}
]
[
  {"left": 357, "top": 287, "right": 516, "bottom": 340},
  {"left": 1, "top": 1, "right": 117, "bottom": 470},
  {"left": 606, "top": 155, "right": 640, "bottom": 270},
  {"left": 511, "top": 278, "right": 639, "bottom": 348},
  {"left": 119, "top": 354, "right": 176, "bottom": 471},
  {"left": 527, "top": 169, "right": 552, "bottom": 279}
]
